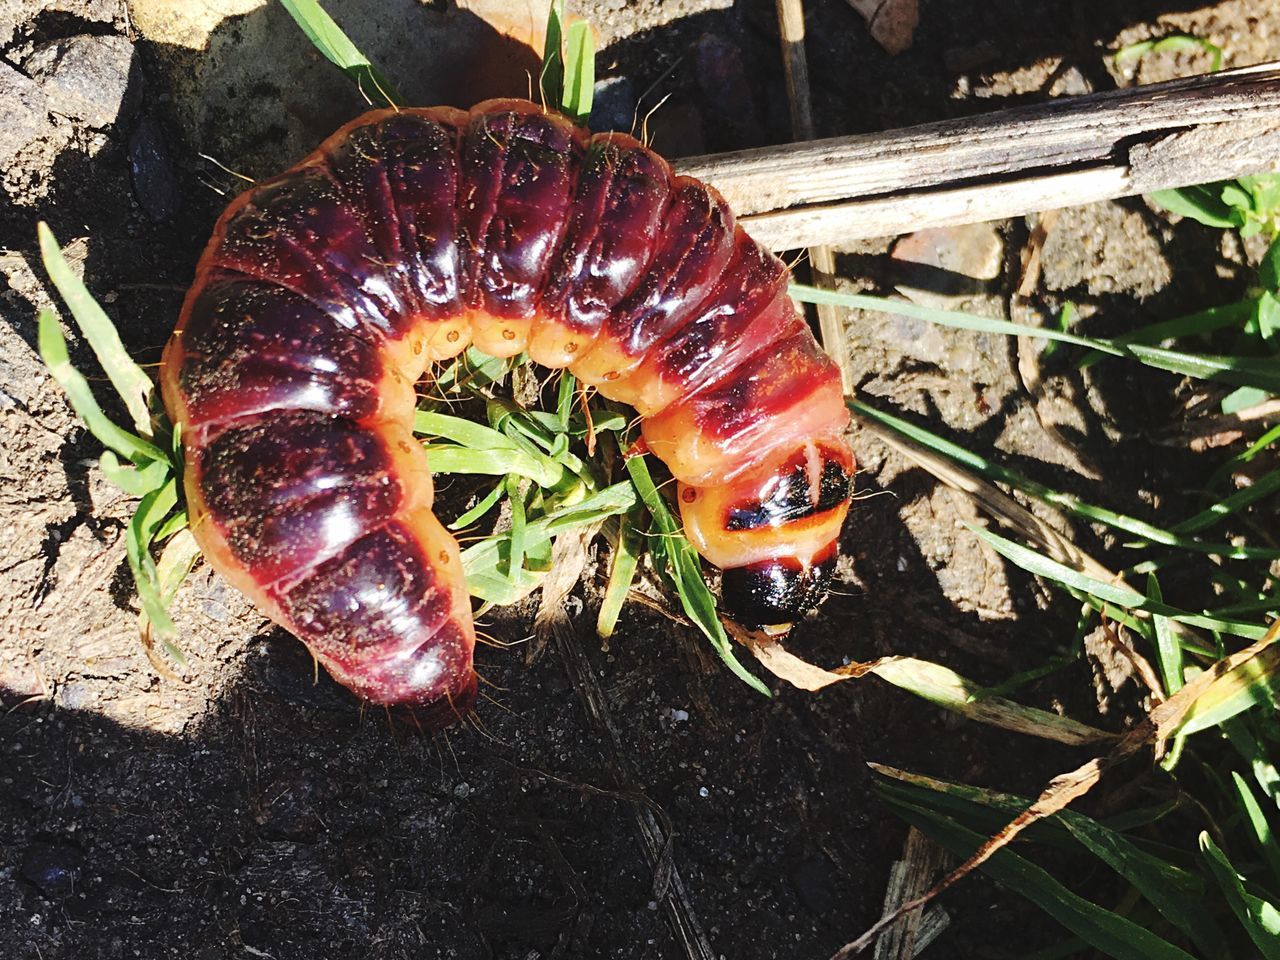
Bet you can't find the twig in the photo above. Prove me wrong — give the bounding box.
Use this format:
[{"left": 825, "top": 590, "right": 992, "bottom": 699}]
[{"left": 675, "top": 63, "right": 1280, "bottom": 247}]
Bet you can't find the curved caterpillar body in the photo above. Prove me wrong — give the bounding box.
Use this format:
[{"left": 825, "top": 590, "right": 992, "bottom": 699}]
[{"left": 161, "top": 99, "right": 854, "bottom": 723}]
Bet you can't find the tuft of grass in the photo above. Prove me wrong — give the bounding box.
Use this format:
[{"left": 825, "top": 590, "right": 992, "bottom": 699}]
[
  {"left": 539, "top": 0, "right": 595, "bottom": 122},
  {"left": 37, "top": 224, "right": 188, "bottom": 659},
  {"left": 835, "top": 168, "right": 1278, "bottom": 953}
]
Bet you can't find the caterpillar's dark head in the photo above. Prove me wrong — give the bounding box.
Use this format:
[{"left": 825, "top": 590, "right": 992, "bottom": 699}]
[{"left": 722, "top": 549, "right": 838, "bottom": 633}]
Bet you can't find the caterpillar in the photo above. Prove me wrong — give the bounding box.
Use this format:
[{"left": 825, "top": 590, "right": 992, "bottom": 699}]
[{"left": 160, "top": 99, "right": 854, "bottom": 725}]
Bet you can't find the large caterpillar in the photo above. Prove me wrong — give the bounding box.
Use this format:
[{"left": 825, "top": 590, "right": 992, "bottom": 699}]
[{"left": 161, "top": 99, "right": 854, "bottom": 724}]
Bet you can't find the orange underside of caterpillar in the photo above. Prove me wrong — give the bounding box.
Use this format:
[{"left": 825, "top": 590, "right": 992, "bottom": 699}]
[{"left": 160, "top": 99, "right": 853, "bottom": 725}]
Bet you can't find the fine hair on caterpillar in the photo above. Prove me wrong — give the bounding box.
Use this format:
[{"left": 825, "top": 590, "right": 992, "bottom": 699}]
[{"left": 161, "top": 99, "right": 854, "bottom": 728}]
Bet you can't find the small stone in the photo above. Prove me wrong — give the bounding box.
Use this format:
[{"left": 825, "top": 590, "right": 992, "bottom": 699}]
[
  {"left": 21, "top": 841, "right": 85, "bottom": 898},
  {"left": 26, "top": 35, "right": 140, "bottom": 129},
  {"left": 1049, "top": 66, "right": 1092, "bottom": 98},
  {"left": 0, "top": 61, "right": 51, "bottom": 167},
  {"left": 693, "top": 34, "right": 761, "bottom": 151},
  {"left": 790, "top": 855, "right": 836, "bottom": 914},
  {"left": 589, "top": 76, "right": 636, "bottom": 134},
  {"left": 129, "top": 114, "right": 179, "bottom": 222},
  {"left": 891, "top": 222, "right": 1004, "bottom": 308}
]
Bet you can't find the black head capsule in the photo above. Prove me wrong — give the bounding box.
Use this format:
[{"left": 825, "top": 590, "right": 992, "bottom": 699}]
[{"left": 721, "top": 550, "right": 839, "bottom": 632}]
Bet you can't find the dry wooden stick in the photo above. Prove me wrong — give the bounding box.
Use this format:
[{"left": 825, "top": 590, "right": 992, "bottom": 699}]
[
  {"left": 674, "top": 62, "right": 1280, "bottom": 248},
  {"left": 775, "top": 0, "right": 853, "bottom": 392}
]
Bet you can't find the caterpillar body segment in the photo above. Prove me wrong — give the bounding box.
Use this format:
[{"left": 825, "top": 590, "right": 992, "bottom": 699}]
[{"left": 161, "top": 99, "right": 854, "bottom": 721}]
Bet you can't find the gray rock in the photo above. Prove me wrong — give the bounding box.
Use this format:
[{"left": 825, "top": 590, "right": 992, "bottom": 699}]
[
  {"left": 26, "top": 34, "right": 139, "bottom": 128},
  {"left": 891, "top": 222, "right": 1004, "bottom": 308},
  {"left": 0, "top": 0, "right": 119, "bottom": 47},
  {"left": 0, "top": 60, "right": 50, "bottom": 166},
  {"left": 129, "top": 114, "right": 179, "bottom": 222},
  {"left": 588, "top": 76, "right": 635, "bottom": 134}
]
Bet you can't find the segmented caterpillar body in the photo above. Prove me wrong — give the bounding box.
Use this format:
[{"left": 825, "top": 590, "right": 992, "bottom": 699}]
[{"left": 161, "top": 100, "right": 854, "bottom": 724}]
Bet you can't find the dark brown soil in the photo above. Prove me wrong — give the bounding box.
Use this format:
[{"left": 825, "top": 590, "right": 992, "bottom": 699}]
[{"left": 2, "top": 1, "right": 1275, "bottom": 958}]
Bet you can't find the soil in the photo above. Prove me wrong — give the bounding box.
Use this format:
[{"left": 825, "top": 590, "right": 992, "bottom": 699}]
[{"left": 1, "top": 1, "right": 1276, "bottom": 958}]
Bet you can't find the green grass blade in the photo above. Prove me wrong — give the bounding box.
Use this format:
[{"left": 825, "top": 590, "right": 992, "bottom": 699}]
[
  {"left": 800, "top": 283, "right": 1280, "bottom": 393},
  {"left": 561, "top": 20, "right": 594, "bottom": 123},
  {"left": 38, "top": 311, "right": 168, "bottom": 464},
  {"left": 1261, "top": 236, "right": 1280, "bottom": 290},
  {"left": 1232, "top": 771, "right": 1280, "bottom": 888},
  {"left": 1127, "top": 342, "right": 1280, "bottom": 394},
  {"left": 1148, "top": 576, "right": 1185, "bottom": 696},
  {"left": 126, "top": 479, "right": 181, "bottom": 640},
  {"left": 152, "top": 507, "right": 189, "bottom": 544},
  {"left": 1224, "top": 718, "right": 1280, "bottom": 809},
  {"left": 38, "top": 223, "right": 155, "bottom": 438},
  {"left": 555, "top": 370, "right": 576, "bottom": 430},
  {"left": 1199, "top": 832, "right": 1280, "bottom": 959},
  {"left": 852, "top": 398, "right": 1280, "bottom": 559},
  {"left": 1149, "top": 183, "right": 1240, "bottom": 228},
  {"left": 449, "top": 479, "right": 506, "bottom": 531},
  {"left": 790, "top": 284, "right": 1125, "bottom": 354},
  {"left": 1078, "top": 300, "right": 1255, "bottom": 370},
  {"left": 598, "top": 504, "right": 645, "bottom": 640},
  {"left": 141, "top": 528, "right": 201, "bottom": 664},
  {"left": 461, "top": 481, "right": 636, "bottom": 592},
  {"left": 1115, "top": 35, "right": 1223, "bottom": 73},
  {"left": 1173, "top": 470, "right": 1280, "bottom": 535},
  {"left": 970, "top": 524, "right": 1270, "bottom": 639},
  {"left": 539, "top": 0, "right": 565, "bottom": 110},
  {"left": 625, "top": 455, "right": 769, "bottom": 696},
  {"left": 423, "top": 444, "right": 564, "bottom": 487},
  {"left": 415, "top": 409, "right": 521, "bottom": 450},
  {"left": 881, "top": 793, "right": 1200, "bottom": 960},
  {"left": 502, "top": 475, "right": 527, "bottom": 582},
  {"left": 99, "top": 451, "right": 170, "bottom": 497},
  {"left": 278, "top": 0, "right": 404, "bottom": 107},
  {"left": 1223, "top": 385, "right": 1272, "bottom": 415}
]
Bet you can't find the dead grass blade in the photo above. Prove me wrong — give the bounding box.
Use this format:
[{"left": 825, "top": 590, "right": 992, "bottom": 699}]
[{"left": 729, "top": 624, "right": 1114, "bottom": 747}]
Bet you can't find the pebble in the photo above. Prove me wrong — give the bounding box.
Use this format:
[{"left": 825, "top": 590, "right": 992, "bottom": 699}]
[
  {"left": 589, "top": 76, "right": 636, "bottom": 134},
  {"left": 21, "top": 841, "right": 85, "bottom": 898},
  {"left": 789, "top": 855, "right": 836, "bottom": 914},
  {"left": 693, "top": 33, "right": 762, "bottom": 151},
  {"left": 26, "top": 34, "right": 140, "bottom": 129},
  {"left": 129, "top": 114, "right": 179, "bottom": 222},
  {"left": 891, "top": 222, "right": 1004, "bottom": 309}
]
